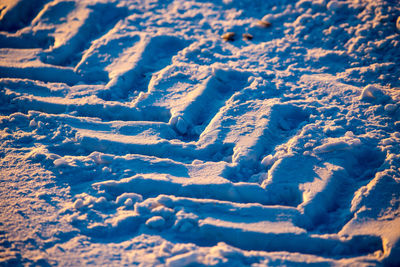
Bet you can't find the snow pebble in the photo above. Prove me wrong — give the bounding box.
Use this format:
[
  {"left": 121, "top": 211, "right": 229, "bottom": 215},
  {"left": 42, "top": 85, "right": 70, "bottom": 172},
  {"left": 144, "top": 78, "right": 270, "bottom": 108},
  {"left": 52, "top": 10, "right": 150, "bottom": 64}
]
[
  {"left": 257, "top": 20, "right": 271, "bottom": 28},
  {"left": 359, "top": 84, "right": 387, "bottom": 102},
  {"left": 53, "top": 158, "right": 69, "bottom": 167},
  {"left": 327, "top": 1, "right": 343, "bottom": 11},
  {"left": 29, "top": 120, "right": 37, "bottom": 128},
  {"left": 221, "top": 32, "right": 235, "bottom": 41},
  {"left": 116, "top": 193, "right": 143, "bottom": 205},
  {"left": 261, "top": 155, "right": 276, "bottom": 167},
  {"left": 384, "top": 104, "right": 397, "bottom": 114},
  {"left": 124, "top": 198, "right": 133, "bottom": 207},
  {"left": 169, "top": 115, "right": 188, "bottom": 134},
  {"left": 146, "top": 216, "right": 165, "bottom": 229},
  {"left": 175, "top": 116, "right": 188, "bottom": 134},
  {"left": 102, "top": 166, "right": 111, "bottom": 174},
  {"left": 47, "top": 153, "right": 60, "bottom": 160},
  {"left": 192, "top": 159, "right": 203, "bottom": 165},
  {"left": 73, "top": 199, "right": 84, "bottom": 209}
]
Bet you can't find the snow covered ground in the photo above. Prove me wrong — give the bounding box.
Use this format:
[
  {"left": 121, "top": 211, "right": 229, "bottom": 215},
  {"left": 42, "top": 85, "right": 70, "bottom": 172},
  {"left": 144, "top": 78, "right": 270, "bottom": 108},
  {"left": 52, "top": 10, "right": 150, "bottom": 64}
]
[{"left": 0, "top": 0, "right": 400, "bottom": 265}]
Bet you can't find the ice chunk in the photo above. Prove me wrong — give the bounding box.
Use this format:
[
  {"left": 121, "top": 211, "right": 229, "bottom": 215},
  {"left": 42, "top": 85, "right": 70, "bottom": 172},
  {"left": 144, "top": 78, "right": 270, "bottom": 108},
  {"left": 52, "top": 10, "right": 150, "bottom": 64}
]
[
  {"left": 169, "top": 115, "right": 188, "bottom": 134},
  {"left": 360, "top": 85, "right": 390, "bottom": 103},
  {"left": 146, "top": 216, "right": 165, "bottom": 229},
  {"left": 53, "top": 158, "right": 69, "bottom": 167},
  {"left": 115, "top": 192, "right": 143, "bottom": 205},
  {"left": 73, "top": 199, "right": 84, "bottom": 209},
  {"left": 314, "top": 137, "right": 361, "bottom": 154}
]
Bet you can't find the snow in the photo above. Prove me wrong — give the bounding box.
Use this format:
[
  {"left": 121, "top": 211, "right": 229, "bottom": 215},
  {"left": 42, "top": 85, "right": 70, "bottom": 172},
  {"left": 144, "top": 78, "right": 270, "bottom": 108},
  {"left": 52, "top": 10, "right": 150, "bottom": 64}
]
[
  {"left": 145, "top": 216, "right": 166, "bottom": 229},
  {"left": 359, "top": 84, "right": 390, "bottom": 103},
  {"left": 1, "top": 0, "right": 400, "bottom": 266}
]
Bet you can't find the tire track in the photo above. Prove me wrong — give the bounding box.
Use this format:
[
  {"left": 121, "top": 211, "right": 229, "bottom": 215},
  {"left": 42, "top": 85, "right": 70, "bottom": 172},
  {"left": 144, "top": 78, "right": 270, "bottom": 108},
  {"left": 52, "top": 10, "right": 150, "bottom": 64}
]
[
  {"left": 0, "top": 0, "right": 49, "bottom": 32},
  {"left": 41, "top": 2, "right": 129, "bottom": 67},
  {"left": 0, "top": 0, "right": 392, "bottom": 264}
]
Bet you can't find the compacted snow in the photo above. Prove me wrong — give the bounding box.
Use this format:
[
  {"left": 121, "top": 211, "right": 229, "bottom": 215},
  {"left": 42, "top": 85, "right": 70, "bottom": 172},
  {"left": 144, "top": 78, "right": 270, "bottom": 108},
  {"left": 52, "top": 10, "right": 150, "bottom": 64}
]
[{"left": 1, "top": 0, "right": 400, "bottom": 265}]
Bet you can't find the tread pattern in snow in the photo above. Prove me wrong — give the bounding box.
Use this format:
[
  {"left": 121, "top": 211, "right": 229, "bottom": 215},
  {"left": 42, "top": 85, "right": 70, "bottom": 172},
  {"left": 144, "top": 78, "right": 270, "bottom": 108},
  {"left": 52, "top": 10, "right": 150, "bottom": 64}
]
[{"left": 1, "top": 0, "right": 400, "bottom": 265}]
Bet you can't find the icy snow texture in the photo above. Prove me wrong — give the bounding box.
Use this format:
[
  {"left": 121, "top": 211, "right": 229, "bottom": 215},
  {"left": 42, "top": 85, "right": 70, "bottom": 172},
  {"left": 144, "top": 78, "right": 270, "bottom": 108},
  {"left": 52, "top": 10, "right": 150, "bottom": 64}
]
[{"left": 0, "top": 0, "right": 400, "bottom": 266}]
